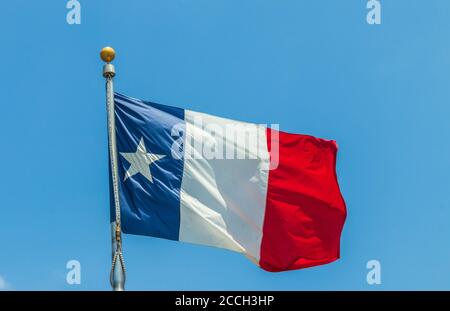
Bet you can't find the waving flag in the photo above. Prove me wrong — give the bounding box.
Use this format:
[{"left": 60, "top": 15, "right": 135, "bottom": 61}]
[{"left": 113, "top": 92, "right": 346, "bottom": 272}]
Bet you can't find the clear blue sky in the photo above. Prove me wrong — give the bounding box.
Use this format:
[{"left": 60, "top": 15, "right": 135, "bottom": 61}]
[{"left": 1, "top": 1, "right": 449, "bottom": 290}]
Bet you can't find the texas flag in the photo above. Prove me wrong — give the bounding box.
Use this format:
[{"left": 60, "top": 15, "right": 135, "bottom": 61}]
[{"left": 113, "top": 93, "right": 346, "bottom": 272}]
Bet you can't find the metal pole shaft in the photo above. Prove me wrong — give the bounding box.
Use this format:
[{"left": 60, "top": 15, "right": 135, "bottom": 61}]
[
  {"left": 103, "top": 58, "right": 126, "bottom": 291},
  {"left": 110, "top": 222, "right": 125, "bottom": 291}
]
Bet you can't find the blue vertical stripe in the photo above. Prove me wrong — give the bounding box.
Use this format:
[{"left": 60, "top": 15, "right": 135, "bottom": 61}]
[{"left": 113, "top": 93, "right": 185, "bottom": 241}]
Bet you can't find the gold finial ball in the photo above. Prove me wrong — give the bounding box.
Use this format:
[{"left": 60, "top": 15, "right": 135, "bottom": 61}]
[{"left": 100, "top": 46, "right": 116, "bottom": 63}]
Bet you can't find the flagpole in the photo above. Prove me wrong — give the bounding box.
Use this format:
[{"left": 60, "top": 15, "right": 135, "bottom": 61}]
[{"left": 101, "top": 47, "right": 126, "bottom": 291}]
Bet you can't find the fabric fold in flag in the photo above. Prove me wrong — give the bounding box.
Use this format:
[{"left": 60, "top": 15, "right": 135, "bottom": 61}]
[{"left": 112, "top": 92, "right": 346, "bottom": 272}]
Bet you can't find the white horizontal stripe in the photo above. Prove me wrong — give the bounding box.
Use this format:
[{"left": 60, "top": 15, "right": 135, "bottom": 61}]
[{"left": 179, "top": 110, "right": 270, "bottom": 263}]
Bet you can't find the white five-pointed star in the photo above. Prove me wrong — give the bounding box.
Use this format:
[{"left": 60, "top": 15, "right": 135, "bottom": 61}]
[{"left": 120, "top": 137, "right": 165, "bottom": 183}]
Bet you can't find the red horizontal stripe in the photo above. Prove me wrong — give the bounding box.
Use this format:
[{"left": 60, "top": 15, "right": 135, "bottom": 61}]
[{"left": 260, "top": 129, "right": 347, "bottom": 272}]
